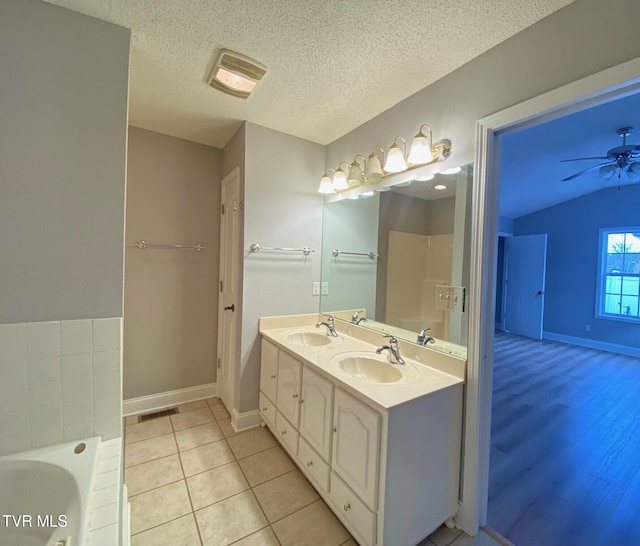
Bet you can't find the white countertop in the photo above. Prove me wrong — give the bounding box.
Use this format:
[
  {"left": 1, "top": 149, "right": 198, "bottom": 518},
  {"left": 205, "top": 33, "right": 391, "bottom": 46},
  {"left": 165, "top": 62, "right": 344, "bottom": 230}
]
[{"left": 260, "top": 318, "right": 465, "bottom": 411}]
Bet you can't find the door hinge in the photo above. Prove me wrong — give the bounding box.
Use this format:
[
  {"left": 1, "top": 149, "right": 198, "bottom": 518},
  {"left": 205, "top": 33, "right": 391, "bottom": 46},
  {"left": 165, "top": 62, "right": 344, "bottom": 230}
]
[
  {"left": 221, "top": 204, "right": 225, "bottom": 215},
  {"left": 217, "top": 358, "right": 221, "bottom": 369},
  {"left": 219, "top": 281, "right": 223, "bottom": 292}
]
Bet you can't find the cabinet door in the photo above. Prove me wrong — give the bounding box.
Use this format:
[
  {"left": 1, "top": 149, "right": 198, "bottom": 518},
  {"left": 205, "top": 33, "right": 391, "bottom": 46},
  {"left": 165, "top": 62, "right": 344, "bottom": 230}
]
[
  {"left": 276, "top": 351, "right": 302, "bottom": 428},
  {"left": 332, "top": 388, "right": 381, "bottom": 510},
  {"left": 300, "top": 366, "right": 334, "bottom": 461},
  {"left": 260, "top": 340, "right": 279, "bottom": 403}
]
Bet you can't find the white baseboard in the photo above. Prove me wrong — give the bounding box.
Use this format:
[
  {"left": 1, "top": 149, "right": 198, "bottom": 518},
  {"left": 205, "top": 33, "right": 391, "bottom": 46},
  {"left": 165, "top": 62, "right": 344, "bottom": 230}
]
[
  {"left": 231, "top": 408, "right": 261, "bottom": 433},
  {"left": 123, "top": 383, "right": 217, "bottom": 416},
  {"left": 543, "top": 331, "right": 640, "bottom": 358}
]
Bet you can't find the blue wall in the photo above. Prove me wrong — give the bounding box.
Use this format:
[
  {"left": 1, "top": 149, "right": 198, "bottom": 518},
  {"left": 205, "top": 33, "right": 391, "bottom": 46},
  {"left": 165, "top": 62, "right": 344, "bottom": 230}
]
[{"left": 514, "top": 183, "right": 640, "bottom": 349}]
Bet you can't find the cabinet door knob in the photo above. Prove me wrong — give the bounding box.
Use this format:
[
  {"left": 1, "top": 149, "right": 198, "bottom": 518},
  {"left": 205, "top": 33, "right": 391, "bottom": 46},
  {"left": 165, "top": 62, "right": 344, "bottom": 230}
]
[
  {"left": 306, "top": 460, "right": 313, "bottom": 467},
  {"left": 299, "top": 399, "right": 304, "bottom": 404},
  {"left": 292, "top": 394, "right": 298, "bottom": 399},
  {"left": 281, "top": 430, "right": 287, "bottom": 436},
  {"left": 271, "top": 374, "right": 276, "bottom": 379},
  {"left": 261, "top": 407, "right": 267, "bottom": 411},
  {"left": 343, "top": 503, "right": 351, "bottom": 512},
  {"left": 332, "top": 427, "right": 337, "bottom": 433}
]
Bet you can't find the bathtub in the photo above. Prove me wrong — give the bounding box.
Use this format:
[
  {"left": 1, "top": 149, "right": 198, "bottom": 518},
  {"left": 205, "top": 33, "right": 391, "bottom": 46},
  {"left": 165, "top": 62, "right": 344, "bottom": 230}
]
[{"left": 0, "top": 437, "right": 100, "bottom": 546}]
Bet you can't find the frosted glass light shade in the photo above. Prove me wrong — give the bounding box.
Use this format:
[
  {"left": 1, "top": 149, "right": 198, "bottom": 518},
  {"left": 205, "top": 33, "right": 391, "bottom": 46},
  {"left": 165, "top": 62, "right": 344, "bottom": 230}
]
[
  {"left": 408, "top": 133, "right": 434, "bottom": 164},
  {"left": 599, "top": 164, "right": 617, "bottom": 180},
  {"left": 384, "top": 143, "right": 408, "bottom": 173},
  {"left": 628, "top": 162, "right": 640, "bottom": 181},
  {"left": 317, "top": 173, "right": 335, "bottom": 194},
  {"left": 441, "top": 166, "right": 461, "bottom": 175},
  {"left": 348, "top": 161, "right": 363, "bottom": 185},
  {"left": 365, "top": 152, "right": 384, "bottom": 179},
  {"left": 332, "top": 168, "right": 349, "bottom": 190}
]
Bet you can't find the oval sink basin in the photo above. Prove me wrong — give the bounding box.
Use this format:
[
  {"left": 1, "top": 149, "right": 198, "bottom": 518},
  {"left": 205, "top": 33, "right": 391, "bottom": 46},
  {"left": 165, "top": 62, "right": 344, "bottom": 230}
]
[
  {"left": 338, "top": 355, "right": 402, "bottom": 383},
  {"left": 285, "top": 331, "right": 332, "bottom": 347}
]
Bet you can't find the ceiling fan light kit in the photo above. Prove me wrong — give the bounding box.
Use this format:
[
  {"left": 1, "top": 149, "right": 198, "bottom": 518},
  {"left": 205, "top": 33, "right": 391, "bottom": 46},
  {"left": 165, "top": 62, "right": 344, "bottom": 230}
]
[{"left": 561, "top": 126, "right": 640, "bottom": 182}]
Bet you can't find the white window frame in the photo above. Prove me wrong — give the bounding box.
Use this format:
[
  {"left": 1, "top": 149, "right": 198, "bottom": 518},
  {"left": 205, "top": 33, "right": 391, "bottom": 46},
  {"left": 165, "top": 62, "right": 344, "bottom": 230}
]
[{"left": 596, "top": 227, "right": 640, "bottom": 324}]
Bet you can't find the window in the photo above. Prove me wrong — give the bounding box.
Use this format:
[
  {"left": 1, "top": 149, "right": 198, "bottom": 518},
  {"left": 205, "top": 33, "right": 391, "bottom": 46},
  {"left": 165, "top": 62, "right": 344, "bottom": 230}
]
[{"left": 597, "top": 228, "right": 640, "bottom": 322}]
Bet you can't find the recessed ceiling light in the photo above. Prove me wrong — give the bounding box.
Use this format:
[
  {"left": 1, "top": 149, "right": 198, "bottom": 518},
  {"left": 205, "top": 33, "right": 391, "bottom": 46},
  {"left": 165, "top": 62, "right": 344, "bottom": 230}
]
[
  {"left": 208, "top": 49, "right": 267, "bottom": 99},
  {"left": 415, "top": 174, "right": 435, "bottom": 182},
  {"left": 441, "top": 166, "right": 461, "bottom": 175},
  {"left": 434, "top": 184, "right": 447, "bottom": 191}
]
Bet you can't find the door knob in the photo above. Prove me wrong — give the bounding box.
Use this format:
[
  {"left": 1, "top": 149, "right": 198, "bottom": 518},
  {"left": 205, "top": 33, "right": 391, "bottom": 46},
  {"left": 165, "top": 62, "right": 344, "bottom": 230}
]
[{"left": 224, "top": 304, "right": 235, "bottom": 311}]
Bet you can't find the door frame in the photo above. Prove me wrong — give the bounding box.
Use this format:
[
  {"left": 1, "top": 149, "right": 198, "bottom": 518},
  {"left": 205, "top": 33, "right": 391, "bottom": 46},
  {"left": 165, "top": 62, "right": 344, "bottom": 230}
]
[
  {"left": 458, "top": 57, "right": 640, "bottom": 534},
  {"left": 217, "top": 166, "right": 241, "bottom": 413}
]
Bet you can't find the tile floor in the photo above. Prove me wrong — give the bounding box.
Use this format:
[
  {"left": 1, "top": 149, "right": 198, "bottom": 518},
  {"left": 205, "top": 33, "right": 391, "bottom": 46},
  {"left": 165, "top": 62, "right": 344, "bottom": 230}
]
[{"left": 124, "top": 398, "right": 502, "bottom": 546}]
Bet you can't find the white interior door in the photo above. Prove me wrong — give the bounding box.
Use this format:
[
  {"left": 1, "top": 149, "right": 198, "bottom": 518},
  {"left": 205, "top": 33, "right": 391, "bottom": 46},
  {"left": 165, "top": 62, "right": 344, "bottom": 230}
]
[
  {"left": 217, "top": 167, "right": 241, "bottom": 412},
  {"left": 504, "top": 234, "right": 547, "bottom": 339}
]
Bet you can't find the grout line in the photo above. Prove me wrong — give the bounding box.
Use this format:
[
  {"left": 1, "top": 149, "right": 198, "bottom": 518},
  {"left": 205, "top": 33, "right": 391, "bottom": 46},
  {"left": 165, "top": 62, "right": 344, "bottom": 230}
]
[{"left": 174, "top": 429, "right": 204, "bottom": 545}]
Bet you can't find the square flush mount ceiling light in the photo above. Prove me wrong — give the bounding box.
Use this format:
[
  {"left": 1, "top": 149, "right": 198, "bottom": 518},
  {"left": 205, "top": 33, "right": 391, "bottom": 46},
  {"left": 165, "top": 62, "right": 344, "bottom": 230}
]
[{"left": 208, "top": 49, "right": 267, "bottom": 99}]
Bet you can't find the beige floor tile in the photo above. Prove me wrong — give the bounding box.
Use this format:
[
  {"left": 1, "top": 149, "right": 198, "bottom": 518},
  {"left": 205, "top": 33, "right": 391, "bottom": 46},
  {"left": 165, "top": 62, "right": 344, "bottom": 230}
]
[
  {"left": 171, "top": 407, "right": 214, "bottom": 431},
  {"left": 125, "top": 433, "right": 177, "bottom": 468},
  {"left": 450, "top": 531, "right": 502, "bottom": 546},
  {"left": 125, "top": 416, "right": 173, "bottom": 445},
  {"left": 206, "top": 397, "right": 223, "bottom": 407},
  {"left": 231, "top": 526, "right": 280, "bottom": 545},
  {"left": 180, "top": 439, "right": 235, "bottom": 477},
  {"left": 272, "top": 500, "right": 349, "bottom": 546},
  {"left": 129, "top": 480, "right": 192, "bottom": 535},
  {"left": 125, "top": 415, "right": 138, "bottom": 426},
  {"left": 195, "top": 490, "right": 267, "bottom": 545},
  {"left": 252, "top": 470, "right": 319, "bottom": 522},
  {"left": 227, "top": 427, "right": 277, "bottom": 459},
  {"left": 175, "top": 422, "right": 224, "bottom": 451},
  {"left": 217, "top": 417, "right": 238, "bottom": 437},
  {"left": 131, "top": 513, "right": 200, "bottom": 546},
  {"left": 211, "top": 403, "right": 231, "bottom": 420},
  {"left": 427, "top": 525, "right": 464, "bottom": 546},
  {"left": 186, "top": 461, "right": 250, "bottom": 510},
  {"left": 238, "top": 445, "right": 295, "bottom": 487},
  {"left": 339, "top": 540, "right": 358, "bottom": 546},
  {"left": 177, "top": 399, "right": 208, "bottom": 413},
  {"left": 125, "top": 454, "right": 184, "bottom": 496}
]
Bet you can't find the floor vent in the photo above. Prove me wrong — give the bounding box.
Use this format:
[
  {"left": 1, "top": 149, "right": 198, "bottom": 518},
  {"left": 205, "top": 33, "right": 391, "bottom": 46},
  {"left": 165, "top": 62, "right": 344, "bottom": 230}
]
[{"left": 138, "top": 407, "right": 178, "bottom": 422}]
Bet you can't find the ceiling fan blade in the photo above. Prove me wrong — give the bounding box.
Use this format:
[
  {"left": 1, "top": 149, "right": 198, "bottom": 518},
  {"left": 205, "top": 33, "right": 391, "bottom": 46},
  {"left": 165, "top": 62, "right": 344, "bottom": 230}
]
[
  {"left": 560, "top": 157, "right": 610, "bottom": 162},
  {"left": 562, "top": 162, "right": 613, "bottom": 182}
]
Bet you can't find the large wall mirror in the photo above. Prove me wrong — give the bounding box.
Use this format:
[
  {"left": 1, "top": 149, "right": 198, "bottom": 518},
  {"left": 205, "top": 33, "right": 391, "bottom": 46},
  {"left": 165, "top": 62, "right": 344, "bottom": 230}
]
[{"left": 320, "top": 164, "right": 473, "bottom": 358}]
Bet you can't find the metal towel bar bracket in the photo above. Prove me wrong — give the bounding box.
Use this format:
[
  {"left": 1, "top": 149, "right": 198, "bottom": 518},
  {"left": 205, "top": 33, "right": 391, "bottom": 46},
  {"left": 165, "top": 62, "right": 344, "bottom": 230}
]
[
  {"left": 332, "top": 249, "right": 378, "bottom": 260},
  {"left": 250, "top": 243, "right": 315, "bottom": 256}
]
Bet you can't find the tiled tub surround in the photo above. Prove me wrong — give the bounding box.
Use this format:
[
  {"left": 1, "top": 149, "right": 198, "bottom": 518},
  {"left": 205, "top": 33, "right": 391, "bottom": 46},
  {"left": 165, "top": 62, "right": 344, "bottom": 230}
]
[{"left": 0, "top": 318, "right": 122, "bottom": 455}]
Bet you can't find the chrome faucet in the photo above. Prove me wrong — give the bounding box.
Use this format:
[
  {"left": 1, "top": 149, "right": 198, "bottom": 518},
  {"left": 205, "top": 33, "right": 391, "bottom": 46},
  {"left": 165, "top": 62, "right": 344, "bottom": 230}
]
[
  {"left": 417, "top": 328, "right": 435, "bottom": 346},
  {"left": 376, "top": 334, "right": 405, "bottom": 365},
  {"left": 351, "top": 311, "right": 367, "bottom": 325},
  {"left": 315, "top": 315, "right": 338, "bottom": 337}
]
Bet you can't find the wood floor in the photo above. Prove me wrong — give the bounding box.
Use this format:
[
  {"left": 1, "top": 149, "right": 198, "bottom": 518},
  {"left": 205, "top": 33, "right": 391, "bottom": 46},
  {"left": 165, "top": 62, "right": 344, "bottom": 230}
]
[{"left": 488, "top": 332, "right": 640, "bottom": 546}]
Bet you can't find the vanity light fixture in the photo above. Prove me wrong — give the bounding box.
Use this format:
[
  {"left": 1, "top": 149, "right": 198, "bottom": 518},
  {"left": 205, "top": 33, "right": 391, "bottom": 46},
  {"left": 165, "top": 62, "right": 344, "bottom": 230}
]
[
  {"left": 360, "top": 190, "right": 375, "bottom": 197},
  {"left": 317, "top": 170, "right": 336, "bottom": 194},
  {"left": 434, "top": 184, "right": 447, "bottom": 190},
  {"left": 348, "top": 155, "right": 366, "bottom": 186},
  {"left": 365, "top": 147, "right": 385, "bottom": 180},
  {"left": 332, "top": 163, "right": 350, "bottom": 191},
  {"left": 408, "top": 124, "right": 435, "bottom": 164},
  {"left": 441, "top": 166, "right": 461, "bottom": 175},
  {"left": 384, "top": 137, "right": 409, "bottom": 173}
]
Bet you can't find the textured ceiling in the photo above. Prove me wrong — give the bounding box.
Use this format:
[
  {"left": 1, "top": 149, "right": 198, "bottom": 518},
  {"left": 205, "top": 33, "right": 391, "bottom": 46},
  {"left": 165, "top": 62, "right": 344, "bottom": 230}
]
[{"left": 46, "top": 0, "right": 574, "bottom": 148}]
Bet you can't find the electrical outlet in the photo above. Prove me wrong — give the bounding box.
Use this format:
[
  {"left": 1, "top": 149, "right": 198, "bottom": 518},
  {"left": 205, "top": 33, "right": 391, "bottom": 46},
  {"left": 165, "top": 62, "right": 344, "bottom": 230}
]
[
  {"left": 451, "top": 286, "right": 466, "bottom": 312},
  {"left": 321, "top": 282, "right": 329, "bottom": 295},
  {"left": 584, "top": 324, "right": 591, "bottom": 332},
  {"left": 312, "top": 282, "right": 320, "bottom": 296}
]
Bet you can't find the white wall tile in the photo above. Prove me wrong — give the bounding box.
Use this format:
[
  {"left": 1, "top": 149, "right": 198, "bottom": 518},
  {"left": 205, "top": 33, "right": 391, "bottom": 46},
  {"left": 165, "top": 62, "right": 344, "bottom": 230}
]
[
  {"left": 89, "top": 502, "right": 119, "bottom": 530},
  {"left": 92, "top": 350, "right": 120, "bottom": 374},
  {"left": 0, "top": 387, "right": 29, "bottom": 413},
  {"left": 30, "top": 405, "right": 63, "bottom": 447},
  {"left": 93, "top": 372, "right": 121, "bottom": 398},
  {"left": 0, "top": 410, "right": 30, "bottom": 438},
  {"left": 0, "top": 359, "right": 28, "bottom": 393},
  {"left": 92, "top": 485, "right": 119, "bottom": 509},
  {"left": 0, "top": 323, "right": 27, "bottom": 360},
  {"left": 63, "top": 399, "right": 93, "bottom": 425},
  {"left": 93, "top": 395, "right": 121, "bottom": 421},
  {"left": 0, "top": 434, "right": 31, "bottom": 456},
  {"left": 29, "top": 381, "right": 62, "bottom": 408},
  {"left": 93, "top": 318, "right": 121, "bottom": 352},
  {"left": 27, "top": 321, "right": 60, "bottom": 359},
  {"left": 27, "top": 356, "right": 61, "bottom": 383},
  {"left": 61, "top": 319, "right": 93, "bottom": 354},
  {"left": 63, "top": 421, "right": 94, "bottom": 441},
  {"left": 61, "top": 353, "right": 93, "bottom": 379},
  {"left": 94, "top": 416, "right": 121, "bottom": 441},
  {"left": 62, "top": 376, "right": 93, "bottom": 403}
]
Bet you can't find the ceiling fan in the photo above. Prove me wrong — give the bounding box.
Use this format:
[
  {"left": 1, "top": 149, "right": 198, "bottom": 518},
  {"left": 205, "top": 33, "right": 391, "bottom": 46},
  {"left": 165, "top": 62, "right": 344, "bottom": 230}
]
[{"left": 561, "top": 126, "right": 640, "bottom": 182}]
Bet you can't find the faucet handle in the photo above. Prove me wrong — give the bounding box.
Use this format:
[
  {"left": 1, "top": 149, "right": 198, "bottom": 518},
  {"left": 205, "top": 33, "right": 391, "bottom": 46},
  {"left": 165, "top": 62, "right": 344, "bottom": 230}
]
[{"left": 383, "top": 334, "right": 398, "bottom": 344}]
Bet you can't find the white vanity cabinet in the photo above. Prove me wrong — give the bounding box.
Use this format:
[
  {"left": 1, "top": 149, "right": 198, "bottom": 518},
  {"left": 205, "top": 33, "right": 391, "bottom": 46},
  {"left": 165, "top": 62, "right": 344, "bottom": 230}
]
[{"left": 259, "top": 336, "right": 463, "bottom": 546}]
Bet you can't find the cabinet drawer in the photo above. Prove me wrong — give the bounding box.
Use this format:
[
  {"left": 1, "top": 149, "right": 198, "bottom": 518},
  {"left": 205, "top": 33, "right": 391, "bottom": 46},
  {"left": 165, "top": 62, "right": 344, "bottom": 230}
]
[
  {"left": 329, "top": 472, "right": 376, "bottom": 546},
  {"left": 298, "top": 437, "right": 330, "bottom": 494},
  {"left": 275, "top": 411, "right": 299, "bottom": 458},
  {"left": 259, "top": 392, "right": 276, "bottom": 431}
]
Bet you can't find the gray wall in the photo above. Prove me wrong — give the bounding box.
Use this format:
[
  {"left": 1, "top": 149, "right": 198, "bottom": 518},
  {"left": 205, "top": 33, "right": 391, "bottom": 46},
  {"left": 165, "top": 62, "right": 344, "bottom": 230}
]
[
  {"left": 0, "top": 0, "right": 130, "bottom": 323},
  {"left": 326, "top": 0, "right": 640, "bottom": 176},
  {"left": 240, "top": 123, "right": 325, "bottom": 412},
  {"left": 124, "top": 127, "right": 222, "bottom": 399}
]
